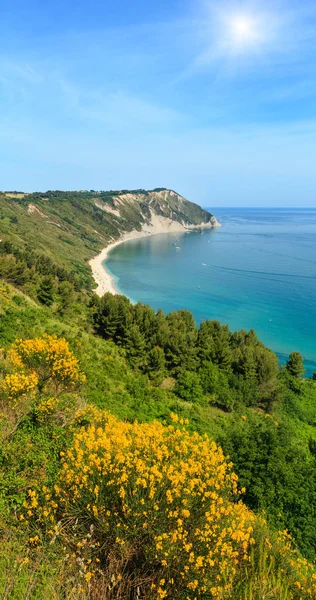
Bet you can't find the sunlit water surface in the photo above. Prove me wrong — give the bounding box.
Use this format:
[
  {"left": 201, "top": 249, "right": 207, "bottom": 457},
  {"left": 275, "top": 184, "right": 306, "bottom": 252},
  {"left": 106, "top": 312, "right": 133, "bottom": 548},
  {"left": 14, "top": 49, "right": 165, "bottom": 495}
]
[{"left": 105, "top": 208, "right": 316, "bottom": 376}]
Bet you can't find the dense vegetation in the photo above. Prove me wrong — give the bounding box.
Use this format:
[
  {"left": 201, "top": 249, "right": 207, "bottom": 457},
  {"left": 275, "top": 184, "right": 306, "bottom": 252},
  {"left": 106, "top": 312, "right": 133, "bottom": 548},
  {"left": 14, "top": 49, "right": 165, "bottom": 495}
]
[
  {"left": 0, "top": 287, "right": 315, "bottom": 598},
  {"left": 92, "top": 293, "right": 316, "bottom": 561},
  {"left": 0, "top": 239, "right": 91, "bottom": 310},
  {"left": 93, "top": 293, "right": 279, "bottom": 410},
  {"left": 1, "top": 189, "right": 316, "bottom": 597}
]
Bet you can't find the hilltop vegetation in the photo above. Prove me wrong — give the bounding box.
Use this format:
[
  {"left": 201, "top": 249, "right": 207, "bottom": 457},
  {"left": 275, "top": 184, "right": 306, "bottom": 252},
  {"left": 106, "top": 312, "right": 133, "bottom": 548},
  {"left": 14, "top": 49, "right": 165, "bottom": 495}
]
[{"left": 1, "top": 189, "right": 316, "bottom": 597}]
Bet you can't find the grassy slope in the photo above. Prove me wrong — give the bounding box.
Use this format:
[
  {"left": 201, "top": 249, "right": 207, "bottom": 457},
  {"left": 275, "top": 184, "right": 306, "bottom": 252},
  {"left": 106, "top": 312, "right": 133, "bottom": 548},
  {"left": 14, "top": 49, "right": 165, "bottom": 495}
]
[
  {"left": 1, "top": 283, "right": 316, "bottom": 598},
  {"left": 0, "top": 282, "right": 191, "bottom": 426},
  {"left": 2, "top": 281, "right": 316, "bottom": 448},
  {"left": 0, "top": 281, "right": 260, "bottom": 444}
]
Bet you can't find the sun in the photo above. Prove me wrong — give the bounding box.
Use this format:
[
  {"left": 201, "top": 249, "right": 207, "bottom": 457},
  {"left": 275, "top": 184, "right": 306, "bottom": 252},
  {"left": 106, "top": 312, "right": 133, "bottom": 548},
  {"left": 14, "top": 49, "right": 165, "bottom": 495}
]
[
  {"left": 220, "top": 12, "right": 265, "bottom": 53},
  {"left": 230, "top": 16, "right": 257, "bottom": 41}
]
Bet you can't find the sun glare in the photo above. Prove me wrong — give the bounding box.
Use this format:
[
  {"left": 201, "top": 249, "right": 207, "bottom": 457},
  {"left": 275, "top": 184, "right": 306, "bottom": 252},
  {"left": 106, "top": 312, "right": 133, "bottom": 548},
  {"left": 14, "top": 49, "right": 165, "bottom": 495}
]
[
  {"left": 222, "top": 12, "right": 265, "bottom": 53},
  {"left": 230, "top": 16, "right": 257, "bottom": 41}
]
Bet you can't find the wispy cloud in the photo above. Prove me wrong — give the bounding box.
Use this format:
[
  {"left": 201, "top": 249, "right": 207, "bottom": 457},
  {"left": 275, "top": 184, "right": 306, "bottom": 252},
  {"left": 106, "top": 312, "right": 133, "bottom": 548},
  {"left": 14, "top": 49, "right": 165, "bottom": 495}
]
[{"left": 59, "top": 81, "right": 185, "bottom": 130}]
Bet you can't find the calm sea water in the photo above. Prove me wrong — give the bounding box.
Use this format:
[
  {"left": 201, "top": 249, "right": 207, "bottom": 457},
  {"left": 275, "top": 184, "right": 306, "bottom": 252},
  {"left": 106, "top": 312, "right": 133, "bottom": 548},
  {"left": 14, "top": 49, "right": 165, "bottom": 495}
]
[{"left": 105, "top": 208, "right": 316, "bottom": 376}]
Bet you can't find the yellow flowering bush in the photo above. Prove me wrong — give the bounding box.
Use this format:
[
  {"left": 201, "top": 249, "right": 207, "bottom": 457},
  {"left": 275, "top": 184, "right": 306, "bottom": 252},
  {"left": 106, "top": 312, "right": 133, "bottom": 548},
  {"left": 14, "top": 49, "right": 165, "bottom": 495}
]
[
  {"left": 0, "top": 336, "right": 86, "bottom": 439},
  {"left": 21, "top": 408, "right": 316, "bottom": 598},
  {"left": 1, "top": 371, "right": 38, "bottom": 404},
  {"left": 0, "top": 370, "right": 39, "bottom": 440},
  {"left": 32, "top": 408, "right": 257, "bottom": 598},
  {"left": 36, "top": 397, "right": 60, "bottom": 415},
  {"left": 7, "top": 335, "right": 86, "bottom": 393}
]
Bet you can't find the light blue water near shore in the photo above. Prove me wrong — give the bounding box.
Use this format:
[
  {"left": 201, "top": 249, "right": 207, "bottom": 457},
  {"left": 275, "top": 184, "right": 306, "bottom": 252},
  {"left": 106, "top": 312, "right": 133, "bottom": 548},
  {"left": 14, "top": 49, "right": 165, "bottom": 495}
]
[{"left": 105, "top": 208, "right": 316, "bottom": 376}]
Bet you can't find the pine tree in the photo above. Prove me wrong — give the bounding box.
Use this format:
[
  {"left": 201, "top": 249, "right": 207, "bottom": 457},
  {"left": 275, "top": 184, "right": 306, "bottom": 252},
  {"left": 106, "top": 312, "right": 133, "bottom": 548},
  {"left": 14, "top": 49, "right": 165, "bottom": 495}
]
[
  {"left": 147, "top": 346, "right": 166, "bottom": 385},
  {"left": 286, "top": 352, "right": 305, "bottom": 378},
  {"left": 198, "top": 320, "right": 232, "bottom": 371},
  {"left": 164, "top": 310, "right": 198, "bottom": 374},
  {"left": 37, "top": 275, "right": 56, "bottom": 306},
  {"left": 57, "top": 281, "right": 76, "bottom": 314},
  {"left": 124, "top": 324, "right": 147, "bottom": 370}
]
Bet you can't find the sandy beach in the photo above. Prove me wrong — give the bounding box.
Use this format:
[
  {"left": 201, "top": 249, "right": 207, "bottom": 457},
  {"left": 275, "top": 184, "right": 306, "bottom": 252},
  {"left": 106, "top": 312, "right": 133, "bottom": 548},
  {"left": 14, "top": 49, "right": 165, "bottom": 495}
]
[
  {"left": 89, "top": 215, "right": 220, "bottom": 297},
  {"left": 89, "top": 230, "right": 156, "bottom": 296}
]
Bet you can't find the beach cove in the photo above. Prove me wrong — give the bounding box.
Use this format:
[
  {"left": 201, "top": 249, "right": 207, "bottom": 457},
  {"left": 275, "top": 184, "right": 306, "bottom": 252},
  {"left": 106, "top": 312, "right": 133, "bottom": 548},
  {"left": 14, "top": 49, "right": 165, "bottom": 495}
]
[
  {"left": 89, "top": 213, "right": 220, "bottom": 296},
  {"left": 90, "top": 207, "right": 316, "bottom": 376}
]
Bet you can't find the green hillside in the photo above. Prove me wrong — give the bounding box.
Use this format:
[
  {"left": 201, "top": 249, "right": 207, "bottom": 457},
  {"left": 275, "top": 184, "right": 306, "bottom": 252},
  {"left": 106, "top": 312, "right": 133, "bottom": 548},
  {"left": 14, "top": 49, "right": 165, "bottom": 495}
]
[{"left": 1, "top": 190, "right": 316, "bottom": 598}]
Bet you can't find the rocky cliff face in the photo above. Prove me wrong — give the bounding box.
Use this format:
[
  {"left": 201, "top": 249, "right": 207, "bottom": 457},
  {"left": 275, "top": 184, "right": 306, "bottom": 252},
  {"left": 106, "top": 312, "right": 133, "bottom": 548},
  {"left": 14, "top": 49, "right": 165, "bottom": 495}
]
[{"left": 93, "top": 188, "right": 220, "bottom": 233}]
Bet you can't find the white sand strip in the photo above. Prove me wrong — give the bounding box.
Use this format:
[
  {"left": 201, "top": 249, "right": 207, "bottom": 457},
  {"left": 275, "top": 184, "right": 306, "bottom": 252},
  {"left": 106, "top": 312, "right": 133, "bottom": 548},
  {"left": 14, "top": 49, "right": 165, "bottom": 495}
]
[{"left": 89, "top": 214, "right": 220, "bottom": 297}]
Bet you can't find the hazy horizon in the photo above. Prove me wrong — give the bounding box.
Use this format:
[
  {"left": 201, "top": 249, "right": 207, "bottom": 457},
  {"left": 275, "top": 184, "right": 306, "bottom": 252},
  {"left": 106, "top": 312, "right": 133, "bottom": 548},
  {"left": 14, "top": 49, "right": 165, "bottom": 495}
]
[{"left": 1, "top": 0, "right": 316, "bottom": 207}]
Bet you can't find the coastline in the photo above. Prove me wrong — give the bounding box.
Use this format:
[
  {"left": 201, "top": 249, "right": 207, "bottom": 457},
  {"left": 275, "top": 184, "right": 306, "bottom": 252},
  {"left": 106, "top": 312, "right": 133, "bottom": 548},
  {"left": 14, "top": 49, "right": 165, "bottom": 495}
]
[
  {"left": 89, "top": 216, "right": 220, "bottom": 297},
  {"left": 89, "top": 230, "right": 156, "bottom": 296}
]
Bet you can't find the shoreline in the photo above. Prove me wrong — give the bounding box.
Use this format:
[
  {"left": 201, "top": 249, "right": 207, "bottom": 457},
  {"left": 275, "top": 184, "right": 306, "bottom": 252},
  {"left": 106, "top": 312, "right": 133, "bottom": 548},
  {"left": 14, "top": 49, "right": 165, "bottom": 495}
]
[
  {"left": 89, "top": 218, "right": 220, "bottom": 297},
  {"left": 89, "top": 229, "right": 157, "bottom": 296}
]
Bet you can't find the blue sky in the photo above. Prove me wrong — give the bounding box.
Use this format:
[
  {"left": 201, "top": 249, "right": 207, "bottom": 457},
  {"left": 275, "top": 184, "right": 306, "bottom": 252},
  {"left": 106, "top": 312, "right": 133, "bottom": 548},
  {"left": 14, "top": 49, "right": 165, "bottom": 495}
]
[{"left": 1, "top": 0, "right": 316, "bottom": 206}]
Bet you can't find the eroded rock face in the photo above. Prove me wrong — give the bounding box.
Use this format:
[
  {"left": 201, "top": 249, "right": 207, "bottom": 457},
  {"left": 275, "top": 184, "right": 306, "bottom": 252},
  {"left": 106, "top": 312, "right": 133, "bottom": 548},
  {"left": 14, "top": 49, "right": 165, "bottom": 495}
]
[{"left": 95, "top": 189, "right": 220, "bottom": 230}]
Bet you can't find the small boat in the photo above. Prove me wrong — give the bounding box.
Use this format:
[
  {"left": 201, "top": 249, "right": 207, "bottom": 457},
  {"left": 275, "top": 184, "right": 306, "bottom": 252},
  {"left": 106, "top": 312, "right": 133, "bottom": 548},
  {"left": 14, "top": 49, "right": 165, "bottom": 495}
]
[
  {"left": 202, "top": 263, "right": 207, "bottom": 266},
  {"left": 175, "top": 246, "right": 181, "bottom": 250}
]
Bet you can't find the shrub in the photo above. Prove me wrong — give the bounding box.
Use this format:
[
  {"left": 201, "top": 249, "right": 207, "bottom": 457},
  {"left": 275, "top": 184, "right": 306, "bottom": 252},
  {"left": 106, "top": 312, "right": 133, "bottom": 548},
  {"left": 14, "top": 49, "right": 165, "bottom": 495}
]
[
  {"left": 24, "top": 409, "right": 316, "bottom": 599},
  {"left": 27, "top": 409, "right": 253, "bottom": 598},
  {"left": 0, "top": 335, "right": 85, "bottom": 440},
  {"left": 174, "top": 371, "right": 203, "bottom": 402},
  {"left": 7, "top": 335, "right": 86, "bottom": 393}
]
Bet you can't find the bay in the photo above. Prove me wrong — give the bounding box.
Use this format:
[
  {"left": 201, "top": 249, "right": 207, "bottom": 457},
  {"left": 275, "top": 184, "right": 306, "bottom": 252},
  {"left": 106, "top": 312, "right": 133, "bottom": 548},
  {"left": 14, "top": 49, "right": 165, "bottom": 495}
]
[{"left": 105, "top": 208, "right": 316, "bottom": 376}]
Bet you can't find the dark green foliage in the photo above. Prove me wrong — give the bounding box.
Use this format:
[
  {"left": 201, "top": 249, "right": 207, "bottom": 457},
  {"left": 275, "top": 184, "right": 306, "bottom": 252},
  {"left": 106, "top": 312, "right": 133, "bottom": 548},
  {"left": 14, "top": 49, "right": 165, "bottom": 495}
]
[
  {"left": 219, "top": 413, "right": 316, "bottom": 560},
  {"left": 57, "top": 281, "right": 77, "bottom": 314},
  {"left": 123, "top": 323, "right": 147, "bottom": 369},
  {"left": 198, "top": 320, "right": 232, "bottom": 370},
  {"left": 147, "top": 346, "right": 167, "bottom": 385},
  {"left": 199, "top": 362, "right": 234, "bottom": 411},
  {"left": 37, "top": 275, "right": 56, "bottom": 306},
  {"left": 93, "top": 293, "right": 132, "bottom": 340},
  {"left": 92, "top": 294, "right": 279, "bottom": 411},
  {"left": 0, "top": 240, "right": 88, "bottom": 317},
  {"left": 174, "top": 371, "right": 203, "bottom": 402},
  {"left": 286, "top": 351, "right": 305, "bottom": 378},
  {"left": 163, "top": 310, "right": 199, "bottom": 374}
]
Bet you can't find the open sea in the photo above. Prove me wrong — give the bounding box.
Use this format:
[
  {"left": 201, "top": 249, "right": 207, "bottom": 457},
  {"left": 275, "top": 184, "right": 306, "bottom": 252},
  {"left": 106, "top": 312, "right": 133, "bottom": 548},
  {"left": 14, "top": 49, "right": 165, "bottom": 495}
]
[{"left": 105, "top": 208, "right": 316, "bottom": 376}]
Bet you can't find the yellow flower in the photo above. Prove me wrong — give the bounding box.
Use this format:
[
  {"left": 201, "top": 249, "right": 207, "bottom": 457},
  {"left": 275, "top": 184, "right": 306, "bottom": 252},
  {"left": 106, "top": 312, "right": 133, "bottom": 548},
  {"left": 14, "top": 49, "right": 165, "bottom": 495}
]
[{"left": 22, "top": 405, "right": 316, "bottom": 598}]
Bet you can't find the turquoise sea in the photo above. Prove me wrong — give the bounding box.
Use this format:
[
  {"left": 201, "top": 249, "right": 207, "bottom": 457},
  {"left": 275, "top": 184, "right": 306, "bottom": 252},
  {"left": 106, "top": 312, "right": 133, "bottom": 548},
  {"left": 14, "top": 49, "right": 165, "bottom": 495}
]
[{"left": 105, "top": 208, "right": 316, "bottom": 377}]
